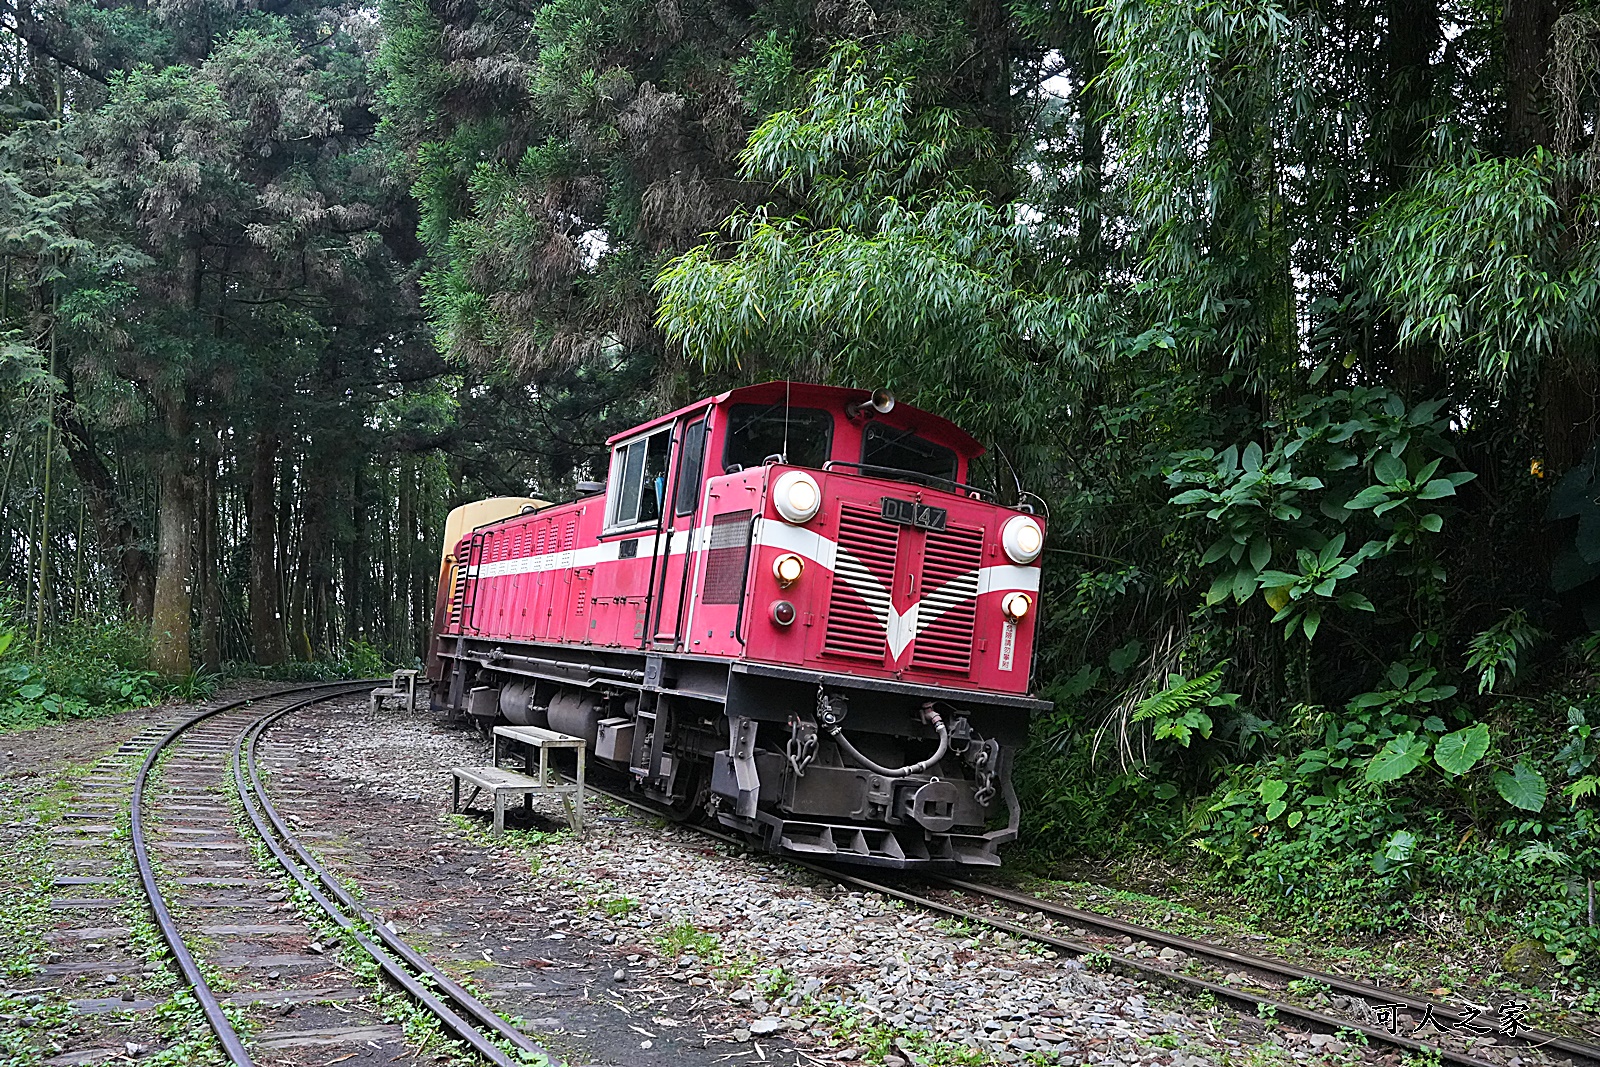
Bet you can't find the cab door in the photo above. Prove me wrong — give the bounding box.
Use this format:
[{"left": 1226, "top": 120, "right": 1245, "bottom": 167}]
[{"left": 650, "top": 409, "right": 711, "bottom": 648}]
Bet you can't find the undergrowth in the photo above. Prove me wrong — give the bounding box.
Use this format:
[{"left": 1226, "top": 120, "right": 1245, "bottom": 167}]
[
  {"left": 1016, "top": 645, "right": 1600, "bottom": 997},
  {"left": 0, "top": 598, "right": 398, "bottom": 734},
  {"left": 0, "top": 608, "right": 165, "bottom": 732}
]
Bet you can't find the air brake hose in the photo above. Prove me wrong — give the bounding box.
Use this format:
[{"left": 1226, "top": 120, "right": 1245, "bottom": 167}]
[{"left": 826, "top": 705, "right": 950, "bottom": 778}]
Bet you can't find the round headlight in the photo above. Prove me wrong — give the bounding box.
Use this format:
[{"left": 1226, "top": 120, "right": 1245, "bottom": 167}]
[
  {"left": 1001, "top": 515, "right": 1044, "bottom": 564},
  {"left": 773, "top": 552, "right": 804, "bottom": 587},
  {"left": 1002, "top": 592, "right": 1032, "bottom": 621},
  {"left": 773, "top": 470, "right": 822, "bottom": 524}
]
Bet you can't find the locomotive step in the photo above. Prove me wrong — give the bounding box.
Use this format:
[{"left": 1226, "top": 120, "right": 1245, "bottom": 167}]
[{"left": 450, "top": 763, "right": 585, "bottom": 837}]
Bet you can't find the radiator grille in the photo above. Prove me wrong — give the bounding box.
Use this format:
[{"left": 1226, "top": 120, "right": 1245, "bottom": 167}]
[
  {"left": 824, "top": 506, "right": 899, "bottom": 660},
  {"left": 911, "top": 522, "right": 984, "bottom": 672},
  {"left": 702, "top": 510, "right": 753, "bottom": 604}
]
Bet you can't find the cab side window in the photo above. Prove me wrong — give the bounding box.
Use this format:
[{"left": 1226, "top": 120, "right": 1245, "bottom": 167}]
[
  {"left": 607, "top": 429, "right": 672, "bottom": 528},
  {"left": 674, "top": 416, "right": 709, "bottom": 515}
]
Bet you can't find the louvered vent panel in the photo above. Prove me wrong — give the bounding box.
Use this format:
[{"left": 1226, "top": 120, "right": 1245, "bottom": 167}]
[
  {"left": 824, "top": 506, "right": 899, "bottom": 660},
  {"left": 911, "top": 523, "right": 983, "bottom": 672},
  {"left": 702, "top": 510, "right": 753, "bottom": 604}
]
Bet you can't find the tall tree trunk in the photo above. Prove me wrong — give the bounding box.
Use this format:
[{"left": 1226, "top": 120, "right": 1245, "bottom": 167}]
[
  {"left": 1504, "top": 0, "right": 1563, "bottom": 153},
  {"left": 350, "top": 464, "right": 367, "bottom": 647},
  {"left": 197, "top": 447, "right": 223, "bottom": 675},
  {"left": 249, "top": 428, "right": 287, "bottom": 665},
  {"left": 964, "top": 0, "right": 1015, "bottom": 196},
  {"left": 56, "top": 395, "right": 155, "bottom": 619},
  {"left": 286, "top": 443, "right": 320, "bottom": 662},
  {"left": 397, "top": 455, "right": 412, "bottom": 655},
  {"left": 33, "top": 297, "right": 56, "bottom": 653},
  {"left": 276, "top": 442, "right": 294, "bottom": 628},
  {"left": 23, "top": 440, "right": 37, "bottom": 620},
  {"left": 73, "top": 497, "right": 85, "bottom": 617},
  {"left": 151, "top": 396, "right": 193, "bottom": 679},
  {"left": 406, "top": 463, "right": 425, "bottom": 659},
  {"left": 1378, "top": 0, "right": 1440, "bottom": 186}
]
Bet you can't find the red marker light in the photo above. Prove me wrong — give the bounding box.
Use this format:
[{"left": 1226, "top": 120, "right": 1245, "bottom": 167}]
[{"left": 770, "top": 600, "right": 797, "bottom": 626}]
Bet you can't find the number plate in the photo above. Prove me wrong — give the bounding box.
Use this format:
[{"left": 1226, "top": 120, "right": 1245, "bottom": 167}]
[{"left": 880, "top": 497, "right": 948, "bottom": 531}]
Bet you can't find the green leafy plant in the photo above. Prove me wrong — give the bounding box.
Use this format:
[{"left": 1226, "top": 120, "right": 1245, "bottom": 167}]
[
  {"left": 1466, "top": 610, "right": 1542, "bottom": 694},
  {"left": 1166, "top": 388, "right": 1474, "bottom": 643},
  {"left": 0, "top": 607, "right": 163, "bottom": 732},
  {"left": 1130, "top": 665, "right": 1240, "bottom": 746},
  {"left": 1494, "top": 762, "right": 1549, "bottom": 812},
  {"left": 1257, "top": 534, "right": 1377, "bottom": 641}
]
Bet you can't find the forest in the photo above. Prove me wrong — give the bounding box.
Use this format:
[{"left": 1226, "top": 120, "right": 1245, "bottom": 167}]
[{"left": 3, "top": 0, "right": 1600, "bottom": 979}]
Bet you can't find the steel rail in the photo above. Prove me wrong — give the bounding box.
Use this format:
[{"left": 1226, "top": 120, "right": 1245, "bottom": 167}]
[
  {"left": 568, "top": 777, "right": 1554, "bottom": 1067},
  {"left": 237, "top": 695, "right": 552, "bottom": 1065},
  {"left": 130, "top": 681, "right": 376, "bottom": 1067},
  {"left": 930, "top": 874, "right": 1600, "bottom": 1064},
  {"left": 814, "top": 868, "right": 1512, "bottom": 1067}
]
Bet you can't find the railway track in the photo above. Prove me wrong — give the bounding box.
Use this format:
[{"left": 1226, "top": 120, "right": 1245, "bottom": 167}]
[
  {"left": 927, "top": 875, "right": 1600, "bottom": 1064},
  {"left": 49, "top": 682, "right": 554, "bottom": 1067},
  {"left": 41, "top": 683, "right": 1595, "bottom": 1067},
  {"left": 570, "top": 775, "right": 1599, "bottom": 1067}
]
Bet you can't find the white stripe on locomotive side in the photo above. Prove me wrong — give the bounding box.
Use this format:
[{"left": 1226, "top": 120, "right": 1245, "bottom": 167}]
[
  {"left": 473, "top": 519, "right": 1040, "bottom": 597},
  {"left": 471, "top": 518, "right": 1042, "bottom": 596}
]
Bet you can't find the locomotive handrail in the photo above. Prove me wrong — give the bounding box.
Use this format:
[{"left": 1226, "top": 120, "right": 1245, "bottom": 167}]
[{"left": 821, "top": 460, "right": 995, "bottom": 501}]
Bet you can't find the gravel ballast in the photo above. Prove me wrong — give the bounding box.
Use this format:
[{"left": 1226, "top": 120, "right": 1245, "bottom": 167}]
[{"left": 288, "top": 695, "right": 1385, "bottom": 1067}]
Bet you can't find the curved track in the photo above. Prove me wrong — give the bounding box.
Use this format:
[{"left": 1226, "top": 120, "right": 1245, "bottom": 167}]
[
  {"left": 571, "top": 775, "right": 1600, "bottom": 1067},
  {"left": 130, "top": 683, "right": 552, "bottom": 1067},
  {"left": 929, "top": 874, "right": 1600, "bottom": 1067}
]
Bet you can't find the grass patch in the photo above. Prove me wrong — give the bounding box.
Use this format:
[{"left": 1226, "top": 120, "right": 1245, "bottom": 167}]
[
  {"left": 657, "top": 922, "right": 720, "bottom": 962},
  {"left": 810, "top": 999, "right": 989, "bottom": 1066}
]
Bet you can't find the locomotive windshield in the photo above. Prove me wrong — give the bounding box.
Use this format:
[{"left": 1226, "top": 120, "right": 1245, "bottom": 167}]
[
  {"left": 723, "top": 403, "right": 833, "bottom": 471},
  {"left": 862, "top": 422, "right": 959, "bottom": 482}
]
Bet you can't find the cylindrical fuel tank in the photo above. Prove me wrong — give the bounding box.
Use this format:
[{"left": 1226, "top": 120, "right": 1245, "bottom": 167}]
[
  {"left": 547, "top": 689, "right": 603, "bottom": 747},
  {"left": 499, "top": 680, "right": 549, "bottom": 727}
]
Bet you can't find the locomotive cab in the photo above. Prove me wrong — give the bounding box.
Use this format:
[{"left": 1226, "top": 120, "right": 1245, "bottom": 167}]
[{"left": 427, "top": 383, "right": 1049, "bottom": 868}]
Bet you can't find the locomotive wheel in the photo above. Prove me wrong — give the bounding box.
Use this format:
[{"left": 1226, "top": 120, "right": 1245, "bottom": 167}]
[{"left": 659, "top": 765, "right": 707, "bottom": 823}]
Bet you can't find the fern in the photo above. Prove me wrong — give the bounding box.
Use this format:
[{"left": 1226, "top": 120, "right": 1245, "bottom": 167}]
[
  {"left": 1514, "top": 843, "right": 1572, "bottom": 868},
  {"left": 1564, "top": 775, "right": 1600, "bottom": 804},
  {"left": 1131, "top": 666, "right": 1227, "bottom": 723},
  {"left": 1131, "top": 666, "right": 1237, "bottom": 747}
]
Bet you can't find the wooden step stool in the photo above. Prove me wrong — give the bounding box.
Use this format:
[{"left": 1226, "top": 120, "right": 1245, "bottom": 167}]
[
  {"left": 449, "top": 724, "right": 586, "bottom": 837},
  {"left": 369, "top": 669, "right": 420, "bottom": 714}
]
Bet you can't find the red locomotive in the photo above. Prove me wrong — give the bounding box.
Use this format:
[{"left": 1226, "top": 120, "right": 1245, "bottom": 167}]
[{"left": 427, "top": 382, "right": 1049, "bottom": 867}]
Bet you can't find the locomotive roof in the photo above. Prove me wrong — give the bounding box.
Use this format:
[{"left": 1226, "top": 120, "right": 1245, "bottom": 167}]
[{"left": 606, "top": 382, "right": 985, "bottom": 457}]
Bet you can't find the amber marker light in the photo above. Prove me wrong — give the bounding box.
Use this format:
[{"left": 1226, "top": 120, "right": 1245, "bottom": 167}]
[
  {"left": 1001, "top": 592, "right": 1032, "bottom": 621},
  {"left": 773, "top": 552, "right": 805, "bottom": 587}
]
